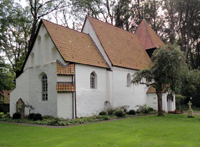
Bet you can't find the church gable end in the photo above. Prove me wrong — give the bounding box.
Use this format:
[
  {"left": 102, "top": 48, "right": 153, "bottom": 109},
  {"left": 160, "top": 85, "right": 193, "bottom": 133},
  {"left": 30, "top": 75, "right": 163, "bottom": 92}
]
[{"left": 23, "top": 22, "right": 64, "bottom": 72}]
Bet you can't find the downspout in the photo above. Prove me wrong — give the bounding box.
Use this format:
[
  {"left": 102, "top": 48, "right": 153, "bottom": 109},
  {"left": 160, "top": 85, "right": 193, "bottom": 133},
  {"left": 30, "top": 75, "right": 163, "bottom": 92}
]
[
  {"left": 72, "top": 75, "right": 74, "bottom": 119},
  {"left": 74, "top": 64, "right": 77, "bottom": 118}
]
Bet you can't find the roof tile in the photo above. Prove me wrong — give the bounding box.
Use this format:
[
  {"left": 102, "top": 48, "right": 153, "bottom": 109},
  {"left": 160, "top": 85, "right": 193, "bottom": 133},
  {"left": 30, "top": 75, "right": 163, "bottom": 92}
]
[
  {"left": 56, "top": 82, "right": 75, "bottom": 92},
  {"left": 135, "top": 20, "right": 165, "bottom": 50},
  {"left": 56, "top": 61, "right": 75, "bottom": 75},
  {"left": 87, "top": 17, "right": 152, "bottom": 70},
  {"left": 42, "top": 20, "right": 108, "bottom": 68}
]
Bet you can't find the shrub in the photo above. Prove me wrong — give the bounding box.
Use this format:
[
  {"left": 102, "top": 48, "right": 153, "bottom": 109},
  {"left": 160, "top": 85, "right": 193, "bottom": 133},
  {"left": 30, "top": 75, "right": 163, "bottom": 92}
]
[
  {"left": 43, "top": 115, "right": 54, "bottom": 119},
  {"left": 33, "top": 113, "right": 43, "bottom": 121},
  {"left": 0, "top": 114, "right": 2, "bottom": 119},
  {"left": 28, "top": 113, "right": 35, "bottom": 120},
  {"left": 115, "top": 110, "right": 126, "bottom": 117},
  {"left": 12, "top": 112, "right": 21, "bottom": 119},
  {"left": 102, "top": 116, "right": 109, "bottom": 120},
  {"left": 106, "top": 108, "right": 115, "bottom": 115},
  {"left": 148, "top": 107, "right": 154, "bottom": 112},
  {"left": 128, "top": 110, "right": 136, "bottom": 115},
  {"left": 120, "top": 105, "right": 129, "bottom": 113},
  {"left": 99, "top": 111, "right": 107, "bottom": 115},
  {"left": 5, "top": 113, "right": 10, "bottom": 118},
  {"left": 136, "top": 104, "right": 149, "bottom": 114}
]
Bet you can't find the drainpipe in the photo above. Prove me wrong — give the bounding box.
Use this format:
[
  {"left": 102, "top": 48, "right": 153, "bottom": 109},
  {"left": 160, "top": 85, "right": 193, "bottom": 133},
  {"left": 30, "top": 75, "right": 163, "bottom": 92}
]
[{"left": 74, "top": 64, "right": 77, "bottom": 118}]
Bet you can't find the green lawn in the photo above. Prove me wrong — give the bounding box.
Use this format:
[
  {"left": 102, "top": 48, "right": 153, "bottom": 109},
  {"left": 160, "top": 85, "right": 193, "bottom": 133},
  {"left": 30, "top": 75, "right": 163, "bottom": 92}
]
[
  {"left": 182, "top": 105, "right": 200, "bottom": 113},
  {"left": 1, "top": 114, "right": 200, "bottom": 147}
]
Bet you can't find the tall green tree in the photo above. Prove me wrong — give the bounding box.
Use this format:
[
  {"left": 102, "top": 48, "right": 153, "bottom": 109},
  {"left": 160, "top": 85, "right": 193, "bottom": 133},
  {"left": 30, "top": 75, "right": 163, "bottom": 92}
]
[
  {"left": 0, "top": 0, "right": 31, "bottom": 77},
  {"left": 163, "top": 0, "right": 200, "bottom": 62},
  {"left": 181, "top": 69, "right": 200, "bottom": 106},
  {"left": 27, "top": 0, "right": 67, "bottom": 49},
  {"left": 132, "top": 45, "right": 187, "bottom": 116},
  {"left": 114, "top": 0, "right": 135, "bottom": 31},
  {"left": 0, "top": 56, "right": 14, "bottom": 98}
]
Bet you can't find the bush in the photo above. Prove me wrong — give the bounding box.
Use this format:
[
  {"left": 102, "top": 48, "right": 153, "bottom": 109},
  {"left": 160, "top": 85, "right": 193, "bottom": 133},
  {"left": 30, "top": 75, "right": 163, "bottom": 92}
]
[
  {"left": 99, "top": 111, "right": 107, "bottom": 115},
  {"left": 0, "top": 114, "right": 2, "bottom": 119},
  {"left": 128, "top": 110, "right": 136, "bottom": 115},
  {"left": 102, "top": 116, "right": 109, "bottom": 120},
  {"left": 33, "top": 113, "right": 43, "bottom": 121},
  {"left": 148, "top": 107, "right": 154, "bottom": 112},
  {"left": 136, "top": 104, "right": 150, "bottom": 114},
  {"left": 28, "top": 113, "right": 35, "bottom": 120},
  {"left": 106, "top": 108, "right": 115, "bottom": 115},
  {"left": 43, "top": 115, "right": 54, "bottom": 119},
  {"left": 115, "top": 110, "right": 126, "bottom": 117},
  {"left": 120, "top": 105, "right": 129, "bottom": 113},
  {"left": 13, "top": 112, "right": 21, "bottom": 119}
]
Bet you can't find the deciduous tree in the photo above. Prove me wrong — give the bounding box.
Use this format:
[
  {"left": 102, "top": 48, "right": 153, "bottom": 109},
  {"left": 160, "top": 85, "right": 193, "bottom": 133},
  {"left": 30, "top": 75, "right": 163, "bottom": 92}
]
[{"left": 132, "top": 45, "right": 187, "bottom": 116}]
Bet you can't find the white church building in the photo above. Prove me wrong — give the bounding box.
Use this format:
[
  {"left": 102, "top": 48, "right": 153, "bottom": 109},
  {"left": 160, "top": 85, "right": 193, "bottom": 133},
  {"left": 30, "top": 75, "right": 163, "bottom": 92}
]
[{"left": 10, "top": 17, "right": 176, "bottom": 119}]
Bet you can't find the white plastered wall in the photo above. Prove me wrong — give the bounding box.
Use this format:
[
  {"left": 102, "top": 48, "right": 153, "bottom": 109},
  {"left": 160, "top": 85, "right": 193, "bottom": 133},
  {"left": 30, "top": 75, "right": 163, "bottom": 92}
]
[
  {"left": 82, "top": 18, "right": 112, "bottom": 68},
  {"left": 57, "top": 74, "right": 73, "bottom": 119},
  {"left": 10, "top": 71, "right": 30, "bottom": 116},
  {"left": 57, "top": 93, "right": 73, "bottom": 119},
  {"left": 147, "top": 93, "right": 176, "bottom": 112},
  {"left": 112, "top": 67, "right": 149, "bottom": 110},
  {"left": 75, "top": 64, "right": 108, "bottom": 117},
  {"left": 146, "top": 93, "right": 158, "bottom": 110},
  {"left": 10, "top": 24, "right": 64, "bottom": 117}
]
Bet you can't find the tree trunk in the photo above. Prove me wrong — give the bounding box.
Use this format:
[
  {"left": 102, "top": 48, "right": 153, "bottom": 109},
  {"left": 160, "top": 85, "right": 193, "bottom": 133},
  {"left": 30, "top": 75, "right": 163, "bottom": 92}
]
[{"left": 156, "top": 91, "right": 163, "bottom": 116}]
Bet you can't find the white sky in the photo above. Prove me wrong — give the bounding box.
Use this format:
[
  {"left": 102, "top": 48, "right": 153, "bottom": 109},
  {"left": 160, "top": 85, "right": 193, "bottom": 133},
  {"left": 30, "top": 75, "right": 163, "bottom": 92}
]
[{"left": 17, "top": 0, "right": 27, "bottom": 7}]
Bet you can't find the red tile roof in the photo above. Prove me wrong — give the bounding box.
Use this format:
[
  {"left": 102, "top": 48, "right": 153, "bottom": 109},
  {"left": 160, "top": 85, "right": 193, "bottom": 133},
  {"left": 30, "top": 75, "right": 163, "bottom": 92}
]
[
  {"left": 87, "top": 17, "right": 152, "bottom": 70},
  {"left": 42, "top": 20, "right": 109, "bottom": 69},
  {"left": 56, "top": 83, "right": 75, "bottom": 92},
  {"left": 146, "top": 86, "right": 165, "bottom": 94},
  {"left": 135, "top": 20, "right": 165, "bottom": 50},
  {"left": 56, "top": 61, "right": 75, "bottom": 75},
  {"left": 146, "top": 86, "right": 156, "bottom": 93}
]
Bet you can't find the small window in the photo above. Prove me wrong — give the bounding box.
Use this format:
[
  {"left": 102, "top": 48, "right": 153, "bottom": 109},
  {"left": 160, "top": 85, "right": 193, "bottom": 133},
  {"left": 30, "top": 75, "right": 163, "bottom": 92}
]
[
  {"left": 90, "top": 72, "right": 97, "bottom": 89},
  {"left": 42, "top": 74, "right": 48, "bottom": 101},
  {"left": 127, "top": 73, "right": 131, "bottom": 87}
]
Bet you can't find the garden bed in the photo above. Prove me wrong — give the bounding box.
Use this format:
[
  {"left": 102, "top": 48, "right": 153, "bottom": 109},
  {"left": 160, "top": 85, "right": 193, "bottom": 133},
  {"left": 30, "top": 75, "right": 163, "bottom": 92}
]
[{"left": 0, "top": 112, "right": 156, "bottom": 126}]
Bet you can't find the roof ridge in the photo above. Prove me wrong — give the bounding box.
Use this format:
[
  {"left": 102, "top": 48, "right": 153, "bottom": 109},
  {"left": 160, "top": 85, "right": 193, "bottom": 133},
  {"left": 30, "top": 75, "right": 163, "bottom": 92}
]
[
  {"left": 87, "top": 16, "right": 137, "bottom": 36},
  {"left": 42, "top": 19, "right": 89, "bottom": 36},
  {"left": 144, "top": 20, "right": 155, "bottom": 48}
]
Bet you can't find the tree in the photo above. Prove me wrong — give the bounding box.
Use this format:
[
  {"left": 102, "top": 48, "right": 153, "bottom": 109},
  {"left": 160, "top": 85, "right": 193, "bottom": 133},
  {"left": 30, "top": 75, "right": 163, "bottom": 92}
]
[
  {"left": 27, "top": 0, "right": 67, "bottom": 50},
  {"left": 70, "top": 0, "right": 116, "bottom": 30},
  {"left": 0, "top": 56, "right": 14, "bottom": 98},
  {"left": 181, "top": 69, "right": 200, "bottom": 106},
  {"left": 163, "top": 0, "right": 200, "bottom": 61},
  {"left": 0, "top": 0, "right": 31, "bottom": 77},
  {"left": 132, "top": 45, "right": 187, "bottom": 116}
]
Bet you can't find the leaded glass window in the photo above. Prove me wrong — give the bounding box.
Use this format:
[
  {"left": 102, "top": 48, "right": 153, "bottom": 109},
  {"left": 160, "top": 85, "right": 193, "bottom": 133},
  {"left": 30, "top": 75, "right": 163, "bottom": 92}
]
[
  {"left": 42, "top": 74, "right": 48, "bottom": 101},
  {"left": 90, "top": 72, "right": 96, "bottom": 89}
]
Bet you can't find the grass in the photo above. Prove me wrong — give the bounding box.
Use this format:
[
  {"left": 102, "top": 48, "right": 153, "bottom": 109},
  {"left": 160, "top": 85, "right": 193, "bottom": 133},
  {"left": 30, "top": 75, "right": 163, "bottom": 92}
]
[
  {"left": 182, "top": 105, "right": 200, "bottom": 113},
  {"left": 0, "top": 114, "right": 200, "bottom": 147}
]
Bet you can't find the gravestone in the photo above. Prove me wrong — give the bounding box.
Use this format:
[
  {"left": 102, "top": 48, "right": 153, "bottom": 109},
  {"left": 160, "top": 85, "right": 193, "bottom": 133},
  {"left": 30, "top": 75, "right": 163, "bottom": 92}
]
[{"left": 187, "top": 101, "right": 194, "bottom": 118}]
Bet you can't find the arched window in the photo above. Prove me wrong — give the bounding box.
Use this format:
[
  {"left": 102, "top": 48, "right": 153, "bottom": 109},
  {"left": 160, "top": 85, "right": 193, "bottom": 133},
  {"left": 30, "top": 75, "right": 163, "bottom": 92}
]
[
  {"left": 127, "top": 73, "right": 131, "bottom": 87},
  {"left": 90, "top": 72, "right": 97, "bottom": 89},
  {"left": 42, "top": 73, "right": 48, "bottom": 101}
]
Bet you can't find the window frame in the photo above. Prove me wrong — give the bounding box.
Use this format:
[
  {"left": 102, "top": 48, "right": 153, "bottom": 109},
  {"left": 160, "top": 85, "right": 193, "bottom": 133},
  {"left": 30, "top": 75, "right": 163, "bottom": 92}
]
[
  {"left": 127, "top": 73, "right": 131, "bottom": 87},
  {"left": 41, "top": 74, "right": 48, "bottom": 101},
  {"left": 90, "top": 72, "right": 97, "bottom": 89}
]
